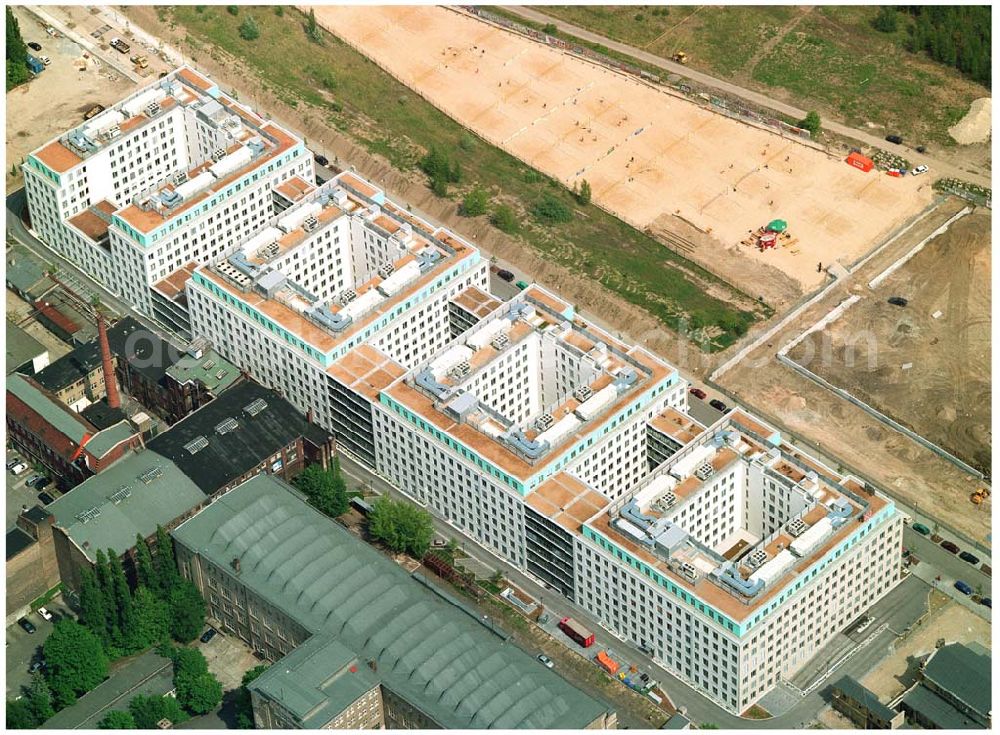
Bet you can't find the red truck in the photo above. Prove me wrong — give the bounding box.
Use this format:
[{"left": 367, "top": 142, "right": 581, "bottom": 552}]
[{"left": 558, "top": 617, "right": 595, "bottom": 648}]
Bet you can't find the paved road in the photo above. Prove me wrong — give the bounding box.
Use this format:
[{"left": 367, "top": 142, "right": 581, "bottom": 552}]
[
  {"left": 905, "top": 526, "right": 992, "bottom": 592},
  {"left": 5, "top": 600, "right": 75, "bottom": 699},
  {"left": 498, "top": 6, "right": 989, "bottom": 188},
  {"left": 338, "top": 451, "right": 932, "bottom": 727}
]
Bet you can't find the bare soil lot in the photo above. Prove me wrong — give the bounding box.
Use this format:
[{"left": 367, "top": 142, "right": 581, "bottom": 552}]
[
  {"left": 5, "top": 7, "right": 134, "bottom": 193},
  {"left": 788, "top": 209, "right": 991, "bottom": 475},
  {"left": 315, "top": 5, "right": 932, "bottom": 296},
  {"left": 719, "top": 197, "right": 991, "bottom": 547}
]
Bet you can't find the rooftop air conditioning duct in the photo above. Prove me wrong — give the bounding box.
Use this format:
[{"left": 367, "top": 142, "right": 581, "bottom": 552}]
[
  {"left": 535, "top": 413, "right": 555, "bottom": 432},
  {"left": 173, "top": 170, "right": 189, "bottom": 185},
  {"left": 745, "top": 549, "right": 768, "bottom": 571},
  {"left": 448, "top": 361, "right": 471, "bottom": 380},
  {"left": 574, "top": 385, "right": 594, "bottom": 403},
  {"left": 378, "top": 262, "right": 395, "bottom": 279},
  {"left": 339, "top": 289, "right": 357, "bottom": 305},
  {"left": 211, "top": 148, "right": 226, "bottom": 162},
  {"left": 145, "top": 101, "right": 161, "bottom": 117},
  {"left": 694, "top": 462, "right": 715, "bottom": 481},
  {"left": 786, "top": 518, "right": 808, "bottom": 538},
  {"left": 679, "top": 562, "right": 698, "bottom": 582},
  {"left": 302, "top": 215, "right": 319, "bottom": 233},
  {"left": 491, "top": 332, "right": 510, "bottom": 351}
]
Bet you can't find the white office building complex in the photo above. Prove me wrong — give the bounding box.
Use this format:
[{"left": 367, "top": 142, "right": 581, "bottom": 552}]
[
  {"left": 33, "top": 66, "right": 904, "bottom": 716},
  {"left": 22, "top": 66, "right": 310, "bottom": 325}
]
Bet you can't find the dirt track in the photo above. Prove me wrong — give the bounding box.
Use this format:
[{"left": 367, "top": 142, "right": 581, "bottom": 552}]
[
  {"left": 314, "top": 4, "right": 932, "bottom": 299},
  {"left": 788, "top": 210, "right": 991, "bottom": 475},
  {"left": 719, "top": 198, "right": 991, "bottom": 547}
]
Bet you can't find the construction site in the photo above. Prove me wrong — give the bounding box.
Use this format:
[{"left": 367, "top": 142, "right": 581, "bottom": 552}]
[{"left": 318, "top": 5, "right": 933, "bottom": 299}]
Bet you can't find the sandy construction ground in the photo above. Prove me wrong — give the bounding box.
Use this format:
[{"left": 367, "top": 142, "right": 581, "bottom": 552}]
[
  {"left": 788, "top": 209, "right": 991, "bottom": 475},
  {"left": 316, "top": 5, "right": 933, "bottom": 292}
]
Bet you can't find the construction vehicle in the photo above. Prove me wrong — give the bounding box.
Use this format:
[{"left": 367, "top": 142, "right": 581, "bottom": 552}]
[
  {"left": 130, "top": 54, "right": 148, "bottom": 69},
  {"left": 83, "top": 104, "right": 106, "bottom": 121},
  {"left": 672, "top": 51, "right": 688, "bottom": 64},
  {"left": 970, "top": 487, "right": 991, "bottom": 505},
  {"left": 109, "top": 37, "right": 130, "bottom": 54}
]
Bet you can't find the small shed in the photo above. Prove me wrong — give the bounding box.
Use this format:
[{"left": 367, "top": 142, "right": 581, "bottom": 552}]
[{"left": 846, "top": 152, "right": 874, "bottom": 172}]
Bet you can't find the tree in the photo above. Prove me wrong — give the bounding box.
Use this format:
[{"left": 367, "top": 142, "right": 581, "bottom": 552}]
[
  {"left": 239, "top": 15, "right": 260, "bottom": 41},
  {"left": 368, "top": 497, "right": 434, "bottom": 558},
  {"left": 6, "top": 699, "right": 37, "bottom": 729},
  {"left": 532, "top": 192, "right": 573, "bottom": 224},
  {"left": 26, "top": 672, "right": 55, "bottom": 723},
  {"left": 154, "top": 526, "right": 179, "bottom": 592},
  {"left": 306, "top": 8, "right": 322, "bottom": 43},
  {"left": 461, "top": 187, "right": 490, "bottom": 217},
  {"left": 107, "top": 550, "right": 133, "bottom": 649},
  {"left": 293, "top": 462, "right": 349, "bottom": 518},
  {"left": 98, "top": 710, "right": 136, "bottom": 729},
  {"left": 542, "top": 22, "right": 557, "bottom": 35},
  {"left": 274, "top": 6, "right": 284, "bottom": 16},
  {"left": 123, "top": 587, "right": 171, "bottom": 653},
  {"left": 43, "top": 620, "right": 109, "bottom": 707},
  {"left": 575, "top": 179, "right": 592, "bottom": 205},
  {"left": 134, "top": 533, "right": 157, "bottom": 591},
  {"left": 168, "top": 579, "right": 207, "bottom": 643},
  {"left": 234, "top": 664, "right": 269, "bottom": 728},
  {"left": 798, "top": 110, "right": 821, "bottom": 136},
  {"left": 431, "top": 176, "right": 449, "bottom": 198},
  {"left": 227, "top": 5, "right": 239, "bottom": 15},
  {"left": 491, "top": 204, "right": 519, "bottom": 234},
  {"left": 872, "top": 6, "right": 898, "bottom": 33},
  {"left": 129, "top": 694, "right": 188, "bottom": 729},
  {"left": 177, "top": 672, "right": 223, "bottom": 715},
  {"left": 6, "top": 8, "right": 29, "bottom": 91},
  {"left": 79, "top": 567, "right": 112, "bottom": 648}
]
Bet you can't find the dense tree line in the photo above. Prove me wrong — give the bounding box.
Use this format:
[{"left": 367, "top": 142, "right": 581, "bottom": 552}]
[
  {"left": 880, "top": 6, "right": 991, "bottom": 86},
  {"left": 6, "top": 8, "right": 30, "bottom": 90},
  {"left": 293, "top": 459, "right": 350, "bottom": 518}
]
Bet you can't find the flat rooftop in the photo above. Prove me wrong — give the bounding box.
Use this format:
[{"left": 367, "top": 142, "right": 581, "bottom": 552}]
[
  {"left": 649, "top": 407, "right": 705, "bottom": 446},
  {"left": 327, "top": 344, "right": 406, "bottom": 401},
  {"left": 152, "top": 262, "right": 198, "bottom": 301},
  {"left": 526, "top": 472, "right": 609, "bottom": 533},
  {"left": 274, "top": 174, "right": 316, "bottom": 204},
  {"left": 67, "top": 200, "right": 117, "bottom": 244},
  {"left": 451, "top": 285, "right": 505, "bottom": 320}
]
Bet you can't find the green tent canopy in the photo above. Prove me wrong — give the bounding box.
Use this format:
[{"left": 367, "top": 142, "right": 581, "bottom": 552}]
[{"left": 766, "top": 219, "right": 788, "bottom": 233}]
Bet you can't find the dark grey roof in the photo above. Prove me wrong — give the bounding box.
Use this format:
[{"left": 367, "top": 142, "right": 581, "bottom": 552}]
[
  {"left": 833, "top": 675, "right": 896, "bottom": 721},
  {"left": 6, "top": 324, "right": 46, "bottom": 375},
  {"left": 6, "top": 527, "right": 35, "bottom": 559},
  {"left": 922, "top": 642, "right": 992, "bottom": 718},
  {"left": 81, "top": 400, "right": 127, "bottom": 431},
  {"left": 902, "top": 684, "right": 982, "bottom": 729},
  {"left": 148, "top": 381, "right": 331, "bottom": 493},
  {"left": 23, "top": 505, "right": 51, "bottom": 524},
  {"left": 33, "top": 340, "right": 102, "bottom": 392},
  {"left": 175, "top": 476, "right": 612, "bottom": 730}
]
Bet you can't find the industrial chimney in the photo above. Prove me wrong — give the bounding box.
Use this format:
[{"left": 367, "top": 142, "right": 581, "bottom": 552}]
[{"left": 97, "top": 311, "right": 121, "bottom": 409}]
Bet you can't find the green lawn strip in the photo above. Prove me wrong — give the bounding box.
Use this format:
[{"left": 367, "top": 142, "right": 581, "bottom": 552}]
[{"left": 171, "top": 6, "right": 764, "bottom": 351}]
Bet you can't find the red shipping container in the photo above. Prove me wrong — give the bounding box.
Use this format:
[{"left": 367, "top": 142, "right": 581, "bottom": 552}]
[{"left": 846, "top": 152, "right": 874, "bottom": 172}]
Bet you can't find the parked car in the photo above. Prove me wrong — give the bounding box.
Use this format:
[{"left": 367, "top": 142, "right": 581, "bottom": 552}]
[
  {"left": 888, "top": 296, "right": 908, "bottom": 307},
  {"left": 37, "top": 607, "right": 53, "bottom": 622},
  {"left": 910, "top": 165, "right": 929, "bottom": 176},
  {"left": 953, "top": 580, "right": 973, "bottom": 596},
  {"left": 27, "top": 41, "right": 41, "bottom": 51},
  {"left": 537, "top": 654, "right": 554, "bottom": 669},
  {"left": 709, "top": 398, "right": 728, "bottom": 413},
  {"left": 25, "top": 474, "right": 45, "bottom": 488},
  {"left": 916, "top": 145, "right": 927, "bottom": 154},
  {"left": 981, "top": 564, "right": 992, "bottom": 577},
  {"left": 200, "top": 628, "right": 218, "bottom": 644},
  {"left": 6, "top": 458, "right": 23, "bottom": 470},
  {"left": 9, "top": 462, "right": 28, "bottom": 476},
  {"left": 17, "top": 618, "right": 36, "bottom": 634},
  {"left": 885, "top": 134, "right": 903, "bottom": 145},
  {"left": 496, "top": 269, "right": 515, "bottom": 282},
  {"left": 38, "top": 56, "right": 51, "bottom": 66},
  {"left": 940, "top": 540, "right": 960, "bottom": 554},
  {"left": 28, "top": 660, "right": 44, "bottom": 674},
  {"left": 980, "top": 597, "right": 991, "bottom": 608},
  {"left": 911, "top": 522, "right": 931, "bottom": 536},
  {"left": 37, "top": 492, "right": 55, "bottom": 506},
  {"left": 515, "top": 280, "right": 530, "bottom": 290},
  {"left": 959, "top": 551, "right": 980, "bottom": 565},
  {"left": 44, "top": 26, "right": 57, "bottom": 37},
  {"left": 313, "top": 154, "right": 329, "bottom": 167},
  {"left": 689, "top": 387, "right": 707, "bottom": 400},
  {"left": 35, "top": 479, "right": 51, "bottom": 492},
  {"left": 855, "top": 616, "right": 874, "bottom": 634}
]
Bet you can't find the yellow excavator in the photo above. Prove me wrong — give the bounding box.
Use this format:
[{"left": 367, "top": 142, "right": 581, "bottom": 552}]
[
  {"left": 970, "top": 487, "right": 991, "bottom": 505},
  {"left": 672, "top": 51, "right": 689, "bottom": 64}
]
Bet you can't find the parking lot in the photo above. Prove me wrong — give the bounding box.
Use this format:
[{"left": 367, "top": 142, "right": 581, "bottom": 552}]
[
  {"left": 6, "top": 450, "right": 54, "bottom": 530},
  {"left": 5, "top": 598, "right": 74, "bottom": 699}
]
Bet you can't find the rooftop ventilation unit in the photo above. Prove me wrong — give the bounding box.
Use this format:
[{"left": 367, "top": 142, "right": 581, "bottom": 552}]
[
  {"left": 215, "top": 417, "right": 239, "bottom": 435},
  {"left": 173, "top": 170, "right": 189, "bottom": 185},
  {"left": 201, "top": 359, "right": 217, "bottom": 371},
  {"left": 102, "top": 125, "right": 121, "bottom": 141},
  {"left": 745, "top": 549, "right": 768, "bottom": 571},
  {"left": 256, "top": 242, "right": 280, "bottom": 260},
  {"left": 108, "top": 486, "right": 132, "bottom": 505},
  {"left": 138, "top": 467, "right": 163, "bottom": 484},
  {"left": 786, "top": 518, "right": 808, "bottom": 538},
  {"left": 184, "top": 436, "right": 209, "bottom": 454},
  {"left": 679, "top": 562, "right": 698, "bottom": 582},
  {"left": 448, "top": 361, "right": 471, "bottom": 380},
  {"left": 535, "top": 413, "right": 555, "bottom": 432},
  {"left": 211, "top": 148, "right": 226, "bottom": 162},
  {"left": 302, "top": 215, "right": 319, "bottom": 233},
  {"left": 243, "top": 398, "right": 268, "bottom": 417},
  {"left": 339, "top": 289, "right": 357, "bottom": 305},
  {"left": 491, "top": 332, "right": 510, "bottom": 351},
  {"left": 377, "top": 262, "right": 395, "bottom": 279},
  {"left": 77, "top": 507, "right": 103, "bottom": 524},
  {"left": 574, "top": 385, "right": 594, "bottom": 403},
  {"left": 694, "top": 462, "right": 715, "bottom": 481},
  {"left": 652, "top": 491, "right": 677, "bottom": 513},
  {"left": 145, "top": 101, "right": 161, "bottom": 117}
]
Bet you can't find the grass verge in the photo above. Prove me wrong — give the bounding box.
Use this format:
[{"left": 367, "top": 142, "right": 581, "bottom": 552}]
[{"left": 168, "top": 5, "right": 767, "bottom": 351}]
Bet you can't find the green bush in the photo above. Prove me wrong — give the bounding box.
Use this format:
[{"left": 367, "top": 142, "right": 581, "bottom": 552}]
[
  {"left": 239, "top": 16, "right": 260, "bottom": 41},
  {"left": 226, "top": 5, "right": 238, "bottom": 16},
  {"left": 532, "top": 193, "right": 573, "bottom": 224},
  {"left": 798, "top": 110, "right": 821, "bottom": 135},
  {"left": 461, "top": 187, "right": 490, "bottom": 217},
  {"left": 543, "top": 23, "right": 557, "bottom": 35},
  {"left": 491, "top": 204, "right": 519, "bottom": 234}
]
